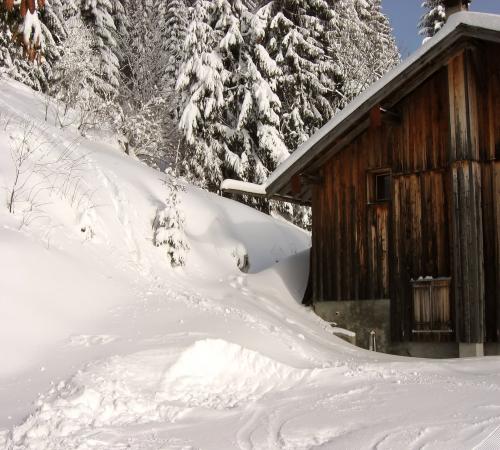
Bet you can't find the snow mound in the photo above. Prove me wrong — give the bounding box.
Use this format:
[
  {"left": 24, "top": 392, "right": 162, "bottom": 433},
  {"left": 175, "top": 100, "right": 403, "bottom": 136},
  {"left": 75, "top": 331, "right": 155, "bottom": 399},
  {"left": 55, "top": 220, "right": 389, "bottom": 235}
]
[
  {"left": 158, "top": 339, "right": 308, "bottom": 409},
  {"left": 9, "top": 350, "right": 186, "bottom": 450},
  {"left": 9, "top": 341, "right": 309, "bottom": 449}
]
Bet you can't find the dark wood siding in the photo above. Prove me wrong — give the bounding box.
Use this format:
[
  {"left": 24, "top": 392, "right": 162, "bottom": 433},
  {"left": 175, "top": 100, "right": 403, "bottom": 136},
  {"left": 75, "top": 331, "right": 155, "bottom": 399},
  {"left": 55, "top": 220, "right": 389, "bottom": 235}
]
[
  {"left": 480, "top": 161, "right": 499, "bottom": 342},
  {"left": 446, "top": 48, "right": 486, "bottom": 344},
  {"left": 390, "top": 69, "right": 452, "bottom": 341},
  {"left": 312, "top": 70, "right": 450, "bottom": 313},
  {"left": 391, "top": 171, "right": 452, "bottom": 340},
  {"left": 311, "top": 125, "right": 392, "bottom": 303},
  {"left": 476, "top": 43, "right": 500, "bottom": 342}
]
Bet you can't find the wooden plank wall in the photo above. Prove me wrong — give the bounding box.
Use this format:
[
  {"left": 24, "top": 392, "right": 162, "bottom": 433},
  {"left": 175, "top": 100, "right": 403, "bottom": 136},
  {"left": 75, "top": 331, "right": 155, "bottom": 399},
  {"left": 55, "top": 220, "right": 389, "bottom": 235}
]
[
  {"left": 447, "top": 49, "right": 485, "bottom": 344},
  {"left": 390, "top": 69, "right": 452, "bottom": 341},
  {"left": 391, "top": 171, "right": 452, "bottom": 341},
  {"left": 311, "top": 69, "right": 452, "bottom": 344},
  {"left": 450, "top": 160, "right": 484, "bottom": 342},
  {"left": 311, "top": 126, "right": 392, "bottom": 303},
  {"left": 476, "top": 43, "right": 500, "bottom": 342}
]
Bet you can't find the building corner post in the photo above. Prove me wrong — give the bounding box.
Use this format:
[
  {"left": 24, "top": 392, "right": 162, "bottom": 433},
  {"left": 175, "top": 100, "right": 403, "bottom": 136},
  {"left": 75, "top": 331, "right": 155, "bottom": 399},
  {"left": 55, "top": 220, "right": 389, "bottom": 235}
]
[{"left": 447, "top": 49, "right": 486, "bottom": 351}]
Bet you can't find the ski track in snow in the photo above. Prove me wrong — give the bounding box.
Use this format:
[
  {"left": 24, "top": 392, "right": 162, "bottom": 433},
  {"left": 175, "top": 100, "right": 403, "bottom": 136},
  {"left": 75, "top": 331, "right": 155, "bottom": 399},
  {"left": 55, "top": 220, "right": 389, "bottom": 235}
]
[{"left": 87, "top": 159, "right": 148, "bottom": 274}]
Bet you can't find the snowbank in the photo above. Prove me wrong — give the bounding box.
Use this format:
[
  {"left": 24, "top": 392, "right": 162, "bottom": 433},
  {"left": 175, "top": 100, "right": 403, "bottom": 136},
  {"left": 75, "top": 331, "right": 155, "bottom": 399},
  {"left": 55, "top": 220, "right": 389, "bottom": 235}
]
[{"left": 159, "top": 339, "right": 309, "bottom": 408}]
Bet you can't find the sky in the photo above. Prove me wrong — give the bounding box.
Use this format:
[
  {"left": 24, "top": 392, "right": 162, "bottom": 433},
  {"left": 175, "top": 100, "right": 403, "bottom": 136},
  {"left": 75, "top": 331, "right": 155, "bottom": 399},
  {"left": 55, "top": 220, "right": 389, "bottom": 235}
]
[{"left": 382, "top": 0, "right": 500, "bottom": 58}]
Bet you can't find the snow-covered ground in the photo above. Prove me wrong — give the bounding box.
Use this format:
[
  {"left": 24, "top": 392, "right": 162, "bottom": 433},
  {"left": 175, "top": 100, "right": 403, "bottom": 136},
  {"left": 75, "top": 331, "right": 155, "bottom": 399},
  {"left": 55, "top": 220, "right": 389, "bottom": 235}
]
[{"left": 0, "top": 79, "right": 500, "bottom": 450}]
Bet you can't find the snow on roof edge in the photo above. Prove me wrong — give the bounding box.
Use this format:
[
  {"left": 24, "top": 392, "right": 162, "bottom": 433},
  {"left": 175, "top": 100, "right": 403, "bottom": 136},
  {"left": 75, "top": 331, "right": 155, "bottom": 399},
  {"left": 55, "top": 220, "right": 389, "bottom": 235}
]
[
  {"left": 221, "top": 179, "right": 267, "bottom": 196},
  {"left": 261, "top": 11, "right": 500, "bottom": 196}
]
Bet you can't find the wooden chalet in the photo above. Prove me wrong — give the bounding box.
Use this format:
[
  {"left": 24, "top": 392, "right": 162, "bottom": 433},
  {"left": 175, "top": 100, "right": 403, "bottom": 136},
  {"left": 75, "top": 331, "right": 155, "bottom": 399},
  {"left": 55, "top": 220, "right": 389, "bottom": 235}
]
[{"left": 222, "top": 6, "right": 500, "bottom": 358}]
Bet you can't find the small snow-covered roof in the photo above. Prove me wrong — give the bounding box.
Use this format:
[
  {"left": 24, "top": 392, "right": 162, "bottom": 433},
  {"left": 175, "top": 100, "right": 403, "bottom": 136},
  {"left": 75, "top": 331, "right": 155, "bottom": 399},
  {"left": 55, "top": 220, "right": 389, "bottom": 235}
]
[
  {"left": 220, "top": 179, "right": 266, "bottom": 197},
  {"left": 221, "top": 12, "right": 500, "bottom": 201}
]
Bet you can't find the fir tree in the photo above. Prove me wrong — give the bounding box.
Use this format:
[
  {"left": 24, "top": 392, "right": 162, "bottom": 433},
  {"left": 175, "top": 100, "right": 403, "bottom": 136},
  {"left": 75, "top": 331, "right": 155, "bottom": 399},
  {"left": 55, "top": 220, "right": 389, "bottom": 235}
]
[
  {"left": 57, "top": 0, "right": 80, "bottom": 20},
  {"left": 176, "top": 0, "right": 233, "bottom": 191},
  {"left": 231, "top": 6, "right": 288, "bottom": 187},
  {"left": 161, "top": 0, "right": 190, "bottom": 171},
  {"left": 163, "top": 0, "right": 189, "bottom": 92},
  {"left": 259, "top": 0, "right": 399, "bottom": 150},
  {"left": 419, "top": 0, "right": 472, "bottom": 40},
  {"left": 177, "top": 0, "right": 398, "bottom": 225},
  {"left": 334, "top": 0, "right": 399, "bottom": 101},
  {"left": 119, "top": 0, "right": 160, "bottom": 102},
  {"left": 0, "top": 0, "right": 65, "bottom": 91},
  {"left": 261, "top": 0, "right": 337, "bottom": 150},
  {"left": 419, "top": 0, "right": 446, "bottom": 39},
  {"left": 153, "top": 178, "right": 190, "bottom": 268},
  {"left": 80, "top": 0, "right": 123, "bottom": 97},
  {"left": 177, "top": 0, "right": 287, "bottom": 195}
]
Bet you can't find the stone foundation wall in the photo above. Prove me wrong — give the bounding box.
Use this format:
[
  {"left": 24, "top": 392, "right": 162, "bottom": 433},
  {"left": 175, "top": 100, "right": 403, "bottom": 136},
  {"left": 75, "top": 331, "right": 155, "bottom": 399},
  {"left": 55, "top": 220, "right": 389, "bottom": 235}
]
[
  {"left": 313, "top": 300, "right": 390, "bottom": 353},
  {"left": 312, "top": 299, "right": 500, "bottom": 358}
]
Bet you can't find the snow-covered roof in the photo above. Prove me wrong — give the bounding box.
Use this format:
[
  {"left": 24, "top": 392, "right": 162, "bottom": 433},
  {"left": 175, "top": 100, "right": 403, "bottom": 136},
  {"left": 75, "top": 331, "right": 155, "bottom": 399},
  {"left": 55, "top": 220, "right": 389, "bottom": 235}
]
[
  {"left": 221, "top": 12, "right": 500, "bottom": 200},
  {"left": 220, "top": 179, "right": 266, "bottom": 197}
]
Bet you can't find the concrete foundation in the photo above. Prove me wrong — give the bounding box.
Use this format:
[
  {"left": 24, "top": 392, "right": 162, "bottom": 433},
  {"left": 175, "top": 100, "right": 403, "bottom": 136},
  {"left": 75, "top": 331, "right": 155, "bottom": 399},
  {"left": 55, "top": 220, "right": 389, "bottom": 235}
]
[
  {"left": 313, "top": 299, "right": 390, "bottom": 353},
  {"left": 332, "top": 330, "right": 356, "bottom": 347},
  {"left": 485, "top": 343, "right": 500, "bottom": 356},
  {"left": 312, "top": 300, "right": 500, "bottom": 358},
  {"left": 390, "top": 342, "right": 459, "bottom": 358},
  {"left": 459, "top": 343, "right": 484, "bottom": 357}
]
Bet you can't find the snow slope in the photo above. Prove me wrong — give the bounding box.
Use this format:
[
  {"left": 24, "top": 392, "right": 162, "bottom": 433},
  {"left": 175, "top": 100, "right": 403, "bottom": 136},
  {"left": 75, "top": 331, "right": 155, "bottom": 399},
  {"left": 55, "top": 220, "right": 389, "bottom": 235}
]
[{"left": 1, "top": 79, "right": 500, "bottom": 450}]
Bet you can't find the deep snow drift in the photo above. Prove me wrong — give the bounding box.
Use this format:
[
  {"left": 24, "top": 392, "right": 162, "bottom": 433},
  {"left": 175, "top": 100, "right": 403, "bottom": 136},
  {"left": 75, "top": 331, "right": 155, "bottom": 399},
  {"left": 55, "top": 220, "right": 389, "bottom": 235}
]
[{"left": 1, "top": 79, "right": 500, "bottom": 450}]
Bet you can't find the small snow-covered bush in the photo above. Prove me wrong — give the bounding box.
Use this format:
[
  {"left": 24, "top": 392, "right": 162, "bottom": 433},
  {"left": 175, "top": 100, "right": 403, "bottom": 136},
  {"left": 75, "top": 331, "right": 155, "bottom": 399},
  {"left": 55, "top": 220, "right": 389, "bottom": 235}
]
[
  {"left": 153, "top": 180, "right": 189, "bottom": 267},
  {"left": 78, "top": 207, "right": 96, "bottom": 240}
]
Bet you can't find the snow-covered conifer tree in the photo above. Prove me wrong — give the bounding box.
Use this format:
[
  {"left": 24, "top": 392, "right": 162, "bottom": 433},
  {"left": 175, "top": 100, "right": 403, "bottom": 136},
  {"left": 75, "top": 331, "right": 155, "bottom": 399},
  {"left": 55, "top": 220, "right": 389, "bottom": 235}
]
[
  {"left": 177, "top": 0, "right": 397, "bottom": 226},
  {"left": 334, "top": 0, "right": 398, "bottom": 101},
  {"left": 176, "top": 0, "right": 233, "bottom": 191},
  {"left": 153, "top": 179, "right": 190, "bottom": 267},
  {"left": 56, "top": 0, "right": 80, "bottom": 20},
  {"left": 229, "top": 5, "right": 288, "bottom": 189},
  {"left": 419, "top": 0, "right": 446, "bottom": 39},
  {"left": 177, "top": 0, "right": 288, "bottom": 196},
  {"left": 160, "top": 0, "right": 190, "bottom": 171},
  {"left": 163, "top": 0, "right": 189, "bottom": 92},
  {"left": 256, "top": 0, "right": 398, "bottom": 151},
  {"left": 419, "top": 0, "right": 472, "bottom": 40},
  {"left": 80, "top": 0, "right": 122, "bottom": 97},
  {"left": 259, "top": 0, "right": 337, "bottom": 150},
  {"left": 0, "top": 0, "right": 65, "bottom": 91},
  {"left": 118, "top": 0, "right": 160, "bottom": 102}
]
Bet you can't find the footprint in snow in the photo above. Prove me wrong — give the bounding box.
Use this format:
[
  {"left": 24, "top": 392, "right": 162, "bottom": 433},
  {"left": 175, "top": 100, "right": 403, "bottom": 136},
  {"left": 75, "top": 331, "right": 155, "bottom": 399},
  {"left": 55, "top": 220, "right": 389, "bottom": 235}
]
[
  {"left": 67, "top": 334, "right": 118, "bottom": 347},
  {"left": 228, "top": 275, "right": 250, "bottom": 293}
]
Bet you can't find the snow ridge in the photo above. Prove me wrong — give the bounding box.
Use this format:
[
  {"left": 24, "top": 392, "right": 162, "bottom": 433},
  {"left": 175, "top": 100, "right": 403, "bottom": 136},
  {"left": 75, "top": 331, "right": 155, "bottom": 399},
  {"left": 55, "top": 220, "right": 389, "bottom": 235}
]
[{"left": 158, "top": 339, "right": 309, "bottom": 409}]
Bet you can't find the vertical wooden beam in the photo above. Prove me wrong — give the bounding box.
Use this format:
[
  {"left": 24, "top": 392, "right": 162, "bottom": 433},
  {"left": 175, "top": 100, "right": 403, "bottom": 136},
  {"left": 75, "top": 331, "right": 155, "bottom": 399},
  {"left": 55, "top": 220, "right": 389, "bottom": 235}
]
[
  {"left": 494, "top": 163, "right": 500, "bottom": 341},
  {"left": 448, "top": 51, "right": 479, "bottom": 161},
  {"left": 448, "top": 49, "right": 486, "bottom": 344},
  {"left": 311, "top": 185, "right": 318, "bottom": 302},
  {"left": 450, "top": 161, "right": 485, "bottom": 342}
]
